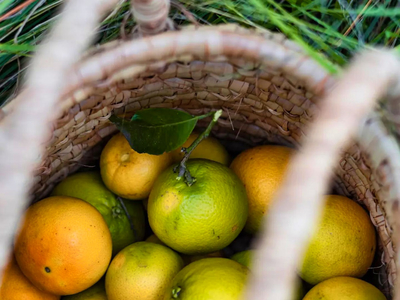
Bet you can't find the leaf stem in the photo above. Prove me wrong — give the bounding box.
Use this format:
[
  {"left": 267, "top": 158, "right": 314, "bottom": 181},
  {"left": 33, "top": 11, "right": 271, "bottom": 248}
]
[{"left": 175, "top": 109, "right": 222, "bottom": 186}]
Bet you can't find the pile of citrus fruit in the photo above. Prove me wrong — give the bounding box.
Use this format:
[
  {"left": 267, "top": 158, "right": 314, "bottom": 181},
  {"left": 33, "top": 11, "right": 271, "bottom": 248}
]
[{"left": 1, "top": 129, "right": 387, "bottom": 300}]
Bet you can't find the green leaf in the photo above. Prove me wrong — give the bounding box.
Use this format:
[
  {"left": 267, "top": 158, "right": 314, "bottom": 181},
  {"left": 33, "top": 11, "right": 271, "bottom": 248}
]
[{"left": 110, "top": 108, "right": 202, "bottom": 155}]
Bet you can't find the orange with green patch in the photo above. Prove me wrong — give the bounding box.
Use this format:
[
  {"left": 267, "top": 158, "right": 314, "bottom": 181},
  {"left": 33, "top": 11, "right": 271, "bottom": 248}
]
[{"left": 148, "top": 159, "right": 248, "bottom": 255}]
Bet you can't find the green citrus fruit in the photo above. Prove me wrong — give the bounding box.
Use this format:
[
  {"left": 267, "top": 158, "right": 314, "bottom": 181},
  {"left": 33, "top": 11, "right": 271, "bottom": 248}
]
[
  {"left": 231, "top": 250, "right": 253, "bottom": 268},
  {"left": 303, "top": 276, "right": 386, "bottom": 300},
  {"left": 148, "top": 159, "right": 248, "bottom": 255},
  {"left": 164, "top": 258, "right": 248, "bottom": 300},
  {"left": 52, "top": 171, "right": 146, "bottom": 255},
  {"left": 62, "top": 279, "right": 106, "bottom": 300},
  {"left": 105, "top": 242, "right": 184, "bottom": 300}
]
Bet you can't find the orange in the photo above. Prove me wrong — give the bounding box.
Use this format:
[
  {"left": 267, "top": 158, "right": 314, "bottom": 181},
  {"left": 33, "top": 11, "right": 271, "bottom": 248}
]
[
  {"left": 164, "top": 258, "right": 248, "bottom": 300},
  {"left": 146, "top": 234, "right": 166, "bottom": 246},
  {"left": 105, "top": 242, "right": 183, "bottom": 300},
  {"left": 145, "top": 234, "right": 222, "bottom": 265},
  {"left": 148, "top": 159, "right": 248, "bottom": 255},
  {"left": 52, "top": 171, "right": 146, "bottom": 255},
  {"left": 0, "top": 255, "right": 59, "bottom": 300},
  {"left": 299, "top": 195, "right": 376, "bottom": 285},
  {"left": 171, "top": 132, "right": 230, "bottom": 165},
  {"left": 230, "top": 145, "right": 293, "bottom": 233},
  {"left": 100, "top": 133, "right": 172, "bottom": 200},
  {"left": 14, "top": 196, "right": 112, "bottom": 295},
  {"left": 303, "top": 276, "right": 386, "bottom": 300}
]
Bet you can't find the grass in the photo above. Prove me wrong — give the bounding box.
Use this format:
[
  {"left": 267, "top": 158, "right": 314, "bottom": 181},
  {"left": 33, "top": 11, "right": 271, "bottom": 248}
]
[{"left": 0, "top": 0, "right": 399, "bottom": 105}]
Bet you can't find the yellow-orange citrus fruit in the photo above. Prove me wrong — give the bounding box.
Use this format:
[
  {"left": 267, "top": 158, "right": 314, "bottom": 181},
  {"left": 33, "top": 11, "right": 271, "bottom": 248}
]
[
  {"left": 171, "top": 133, "right": 230, "bottom": 165},
  {"left": 100, "top": 133, "right": 172, "bottom": 200},
  {"left": 105, "top": 242, "right": 183, "bottom": 300},
  {"left": 14, "top": 196, "right": 112, "bottom": 295},
  {"left": 52, "top": 171, "right": 146, "bottom": 256},
  {"left": 164, "top": 258, "right": 248, "bottom": 300},
  {"left": 0, "top": 255, "right": 60, "bottom": 300},
  {"left": 148, "top": 159, "right": 248, "bottom": 255},
  {"left": 230, "top": 145, "right": 293, "bottom": 233},
  {"left": 299, "top": 195, "right": 376, "bottom": 285},
  {"left": 146, "top": 234, "right": 166, "bottom": 246},
  {"left": 303, "top": 276, "right": 386, "bottom": 300}
]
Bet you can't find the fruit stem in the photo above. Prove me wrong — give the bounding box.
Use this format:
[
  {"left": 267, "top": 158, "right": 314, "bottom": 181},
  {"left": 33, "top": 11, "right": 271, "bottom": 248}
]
[
  {"left": 172, "top": 287, "right": 182, "bottom": 298},
  {"left": 175, "top": 109, "right": 222, "bottom": 186},
  {"left": 117, "top": 197, "right": 137, "bottom": 241}
]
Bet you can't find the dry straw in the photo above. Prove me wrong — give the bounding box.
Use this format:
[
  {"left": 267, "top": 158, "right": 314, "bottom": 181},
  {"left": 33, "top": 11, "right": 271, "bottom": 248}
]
[{"left": 1, "top": 0, "right": 400, "bottom": 299}]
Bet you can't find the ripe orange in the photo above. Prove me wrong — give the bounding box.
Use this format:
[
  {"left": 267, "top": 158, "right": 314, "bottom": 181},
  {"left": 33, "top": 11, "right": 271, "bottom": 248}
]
[
  {"left": 0, "top": 255, "right": 59, "bottom": 300},
  {"left": 51, "top": 171, "right": 146, "bottom": 255},
  {"left": 171, "top": 132, "right": 230, "bottom": 165},
  {"left": 105, "top": 242, "right": 183, "bottom": 300},
  {"left": 230, "top": 145, "right": 293, "bottom": 233},
  {"left": 164, "top": 258, "right": 248, "bottom": 300},
  {"left": 148, "top": 159, "right": 248, "bottom": 255},
  {"left": 100, "top": 133, "right": 172, "bottom": 200},
  {"left": 299, "top": 195, "right": 376, "bottom": 285},
  {"left": 14, "top": 196, "right": 112, "bottom": 295},
  {"left": 146, "top": 234, "right": 166, "bottom": 246}
]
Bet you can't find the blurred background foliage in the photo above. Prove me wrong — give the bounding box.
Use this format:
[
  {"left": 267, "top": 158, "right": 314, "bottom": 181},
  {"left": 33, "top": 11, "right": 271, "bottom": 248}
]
[{"left": 0, "top": 0, "right": 399, "bottom": 105}]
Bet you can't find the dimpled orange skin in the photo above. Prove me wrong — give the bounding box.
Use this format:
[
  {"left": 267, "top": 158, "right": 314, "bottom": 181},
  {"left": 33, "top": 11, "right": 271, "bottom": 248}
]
[
  {"left": 100, "top": 133, "right": 172, "bottom": 200},
  {"left": 148, "top": 160, "right": 248, "bottom": 255},
  {"left": 299, "top": 195, "right": 377, "bottom": 285},
  {"left": 0, "top": 256, "right": 60, "bottom": 300},
  {"left": 230, "top": 145, "right": 293, "bottom": 233},
  {"left": 14, "top": 196, "right": 112, "bottom": 296},
  {"left": 105, "top": 242, "right": 184, "bottom": 300}
]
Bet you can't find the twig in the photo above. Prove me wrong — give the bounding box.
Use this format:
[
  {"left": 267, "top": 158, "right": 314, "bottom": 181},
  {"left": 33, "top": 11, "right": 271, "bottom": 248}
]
[
  {"left": 171, "top": 0, "right": 200, "bottom": 26},
  {"left": 0, "top": 0, "right": 37, "bottom": 23},
  {"left": 343, "top": 0, "right": 372, "bottom": 38},
  {"left": 174, "top": 110, "right": 222, "bottom": 186},
  {"left": 337, "top": 0, "right": 365, "bottom": 45}
]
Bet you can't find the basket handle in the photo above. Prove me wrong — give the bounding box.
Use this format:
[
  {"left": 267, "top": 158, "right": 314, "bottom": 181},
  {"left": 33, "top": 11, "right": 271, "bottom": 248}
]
[
  {"left": 0, "top": 0, "right": 120, "bottom": 277},
  {"left": 130, "top": 0, "right": 171, "bottom": 36},
  {"left": 245, "top": 50, "right": 400, "bottom": 300}
]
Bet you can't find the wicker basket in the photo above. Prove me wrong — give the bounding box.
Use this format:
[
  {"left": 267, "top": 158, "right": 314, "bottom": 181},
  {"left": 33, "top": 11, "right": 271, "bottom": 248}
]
[{"left": 1, "top": 0, "right": 400, "bottom": 299}]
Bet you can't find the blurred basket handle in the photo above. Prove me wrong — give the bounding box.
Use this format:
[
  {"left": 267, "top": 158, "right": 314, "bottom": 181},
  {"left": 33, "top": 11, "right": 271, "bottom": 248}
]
[
  {"left": 0, "top": 0, "right": 171, "bottom": 277},
  {"left": 245, "top": 50, "right": 400, "bottom": 300},
  {"left": 131, "top": 0, "right": 171, "bottom": 36},
  {"left": 0, "top": 0, "right": 121, "bottom": 277}
]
